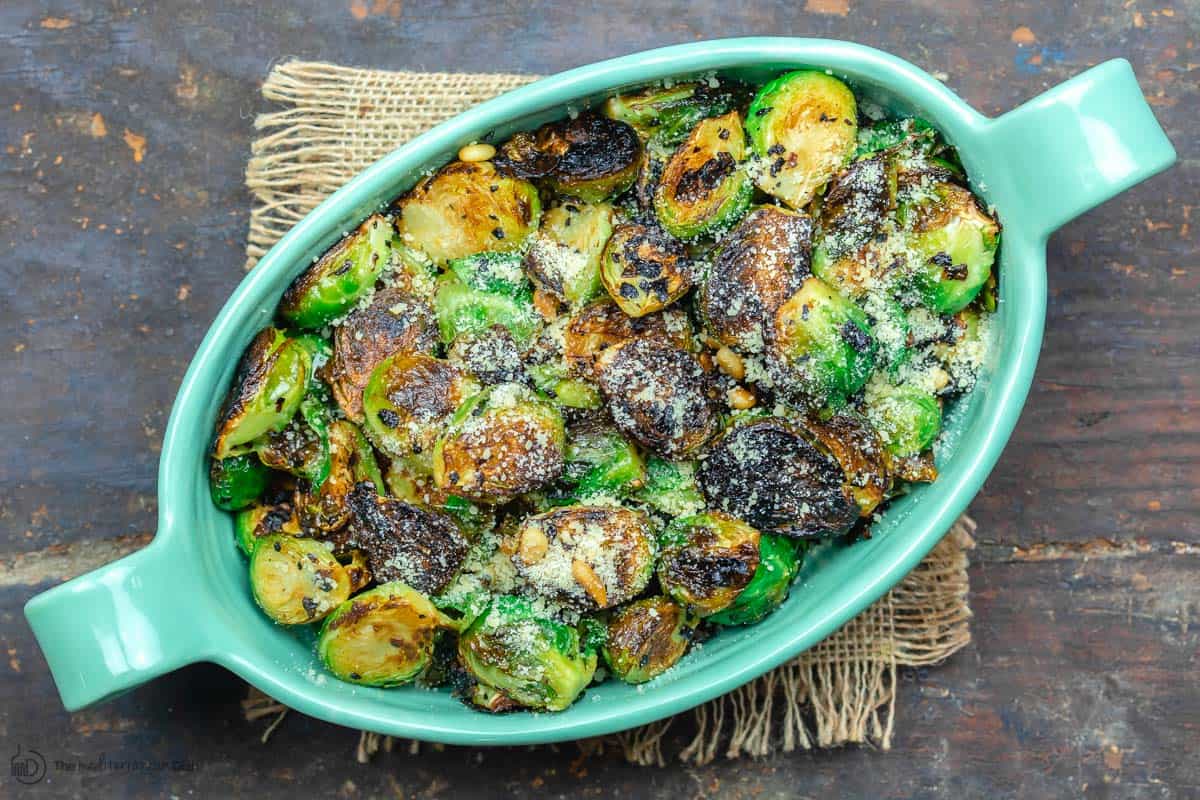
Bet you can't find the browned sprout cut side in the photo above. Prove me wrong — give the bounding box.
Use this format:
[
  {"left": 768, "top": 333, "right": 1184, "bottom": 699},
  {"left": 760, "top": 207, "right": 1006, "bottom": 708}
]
[
  {"left": 212, "top": 328, "right": 310, "bottom": 459},
  {"left": 600, "top": 222, "right": 696, "bottom": 317},
  {"left": 562, "top": 300, "right": 691, "bottom": 380},
  {"left": 509, "top": 505, "right": 656, "bottom": 611},
  {"left": 494, "top": 113, "right": 642, "bottom": 202},
  {"left": 250, "top": 534, "right": 351, "bottom": 625},
  {"left": 802, "top": 411, "right": 892, "bottom": 518},
  {"left": 596, "top": 338, "right": 719, "bottom": 459},
  {"left": 657, "top": 512, "right": 761, "bottom": 617},
  {"left": 294, "top": 420, "right": 382, "bottom": 533},
  {"left": 603, "top": 596, "right": 695, "bottom": 684}
]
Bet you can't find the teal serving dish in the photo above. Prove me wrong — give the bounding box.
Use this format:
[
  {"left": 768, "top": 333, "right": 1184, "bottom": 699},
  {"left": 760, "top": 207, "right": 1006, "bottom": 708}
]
[{"left": 25, "top": 38, "right": 1174, "bottom": 745}]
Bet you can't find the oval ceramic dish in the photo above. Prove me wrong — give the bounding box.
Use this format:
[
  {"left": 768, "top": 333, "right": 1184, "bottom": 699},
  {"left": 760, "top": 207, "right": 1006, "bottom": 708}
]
[{"left": 25, "top": 38, "right": 1174, "bottom": 745}]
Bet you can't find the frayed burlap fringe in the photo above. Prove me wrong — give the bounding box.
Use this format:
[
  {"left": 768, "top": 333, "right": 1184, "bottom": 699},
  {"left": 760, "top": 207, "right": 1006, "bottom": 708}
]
[{"left": 240, "top": 60, "right": 976, "bottom": 764}]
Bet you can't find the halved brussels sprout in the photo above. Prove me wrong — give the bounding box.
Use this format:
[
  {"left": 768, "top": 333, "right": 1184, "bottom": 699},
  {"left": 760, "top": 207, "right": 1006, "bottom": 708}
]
[
  {"left": 212, "top": 328, "right": 311, "bottom": 459},
  {"left": 562, "top": 419, "right": 645, "bottom": 498},
  {"left": 603, "top": 596, "right": 695, "bottom": 684},
  {"left": 510, "top": 505, "right": 656, "bottom": 611},
  {"left": 294, "top": 420, "right": 383, "bottom": 532},
  {"left": 278, "top": 214, "right": 394, "bottom": 329},
  {"left": 256, "top": 396, "right": 332, "bottom": 489},
  {"left": 317, "top": 581, "right": 450, "bottom": 686},
  {"left": 697, "top": 416, "right": 858, "bottom": 539},
  {"left": 596, "top": 337, "right": 719, "bottom": 459},
  {"left": 654, "top": 111, "right": 753, "bottom": 240},
  {"left": 323, "top": 285, "right": 437, "bottom": 423},
  {"left": 389, "top": 242, "right": 439, "bottom": 300},
  {"left": 699, "top": 205, "right": 813, "bottom": 351},
  {"left": 657, "top": 511, "right": 761, "bottom": 617},
  {"left": 903, "top": 182, "right": 1000, "bottom": 314},
  {"left": 600, "top": 222, "right": 696, "bottom": 317},
  {"left": 525, "top": 359, "right": 602, "bottom": 410},
  {"left": 459, "top": 595, "right": 598, "bottom": 711},
  {"left": 234, "top": 502, "right": 301, "bottom": 556},
  {"left": 433, "top": 271, "right": 541, "bottom": 349},
  {"left": 524, "top": 201, "right": 615, "bottom": 307},
  {"left": 814, "top": 154, "right": 897, "bottom": 265},
  {"left": 708, "top": 535, "right": 800, "bottom": 626},
  {"left": 747, "top": 71, "right": 858, "bottom": 209},
  {"left": 865, "top": 383, "right": 942, "bottom": 458},
  {"left": 346, "top": 482, "right": 469, "bottom": 595},
  {"left": 770, "top": 276, "right": 877, "bottom": 409},
  {"left": 802, "top": 411, "right": 891, "bottom": 517},
  {"left": 433, "top": 383, "right": 566, "bottom": 503},
  {"left": 210, "top": 453, "right": 270, "bottom": 511},
  {"left": 395, "top": 161, "right": 540, "bottom": 264},
  {"left": 563, "top": 300, "right": 691, "bottom": 379},
  {"left": 361, "top": 353, "right": 479, "bottom": 463},
  {"left": 447, "top": 324, "right": 529, "bottom": 387},
  {"left": 603, "top": 80, "right": 752, "bottom": 146},
  {"left": 494, "top": 113, "right": 641, "bottom": 202},
  {"left": 249, "top": 534, "right": 351, "bottom": 625},
  {"left": 634, "top": 456, "right": 706, "bottom": 518}
]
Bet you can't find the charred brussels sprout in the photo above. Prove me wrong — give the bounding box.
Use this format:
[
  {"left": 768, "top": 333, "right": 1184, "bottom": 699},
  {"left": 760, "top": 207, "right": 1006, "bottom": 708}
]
[
  {"left": 866, "top": 383, "right": 942, "bottom": 458},
  {"left": 318, "top": 581, "right": 450, "bottom": 686},
  {"left": 708, "top": 535, "right": 800, "bottom": 626},
  {"left": 447, "top": 324, "right": 529, "bottom": 387},
  {"left": 278, "top": 214, "right": 394, "bottom": 329},
  {"left": 494, "top": 113, "right": 641, "bottom": 202},
  {"left": 346, "top": 483, "right": 469, "bottom": 595},
  {"left": 459, "top": 595, "right": 597, "bottom": 711},
  {"left": 524, "top": 201, "right": 615, "bottom": 307},
  {"left": 511, "top": 505, "right": 656, "bottom": 611},
  {"left": 563, "top": 300, "right": 692, "bottom": 379},
  {"left": 802, "top": 411, "right": 891, "bottom": 517},
  {"left": 323, "top": 285, "right": 437, "bottom": 423},
  {"left": 234, "top": 502, "right": 301, "bottom": 556},
  {"left": 698, "top": 416, "right": 858, "bottom": 539},
  {"left": 562, "top": 420, "right": 645, "bottom": 498},
  {"left": 361, "top": 353, "right": 479, "bottom": 464},
  {"left": 212, "top": 327, "right": 311, "bottom": 459},
  {"left": 634, "top": 456, "right": 706, "bottom": 518},
  {"left": 747, "top": 71, "right": 858, "bottom": 209},
  {"left": 433, "top": 383, "right": 566, "bottom": 503},
  {"left": 811, "top": 154, "right": 898, "bottom": 291},
  {"left": 434, "top": 253, "right": 541, "bottom": 348},
  {"left": 700, "top": 205, "right": 813, "bottom": 351},
  {"left": 657, "top": 512, "right": 761, "bottom": 617},
  {"left": 210, "top": 453, "right": 270, "bottom": 511},
  {"left": 770, "top": 276, "right": 877, "bottom": 409},
  {"left": 295, "top": 420, "right": 383, "bottom": 532},
  {"left": 256, "top": 397, "right": 333, "bottom": 489},
  {"left": 903, "top": 182, "right": 1000, "bottom": 314},
  {"left": 654, "top": 111, "right": 753, "bottom": 240},
  {"left": 395, "top": 161, "right": 540, "bottom": 264},
  {"left": 603, "top": 80, "right": 752, "bottom": 146},
  {"left": 596, "top": 338, "right": 720, "bottom": 459},
  {"left": 249, "top": 534, "right": 351, "bottom": 625},
  {"left": 603, "top": 596, "right": 695, "bottom": 683},
  {"left": 600, "top": 222, "right": 696, "bottom": 317}
]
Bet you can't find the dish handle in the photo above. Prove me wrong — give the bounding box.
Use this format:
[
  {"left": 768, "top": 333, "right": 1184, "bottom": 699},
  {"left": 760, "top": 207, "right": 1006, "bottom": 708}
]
[
  {"left": 980, "top": 58, "right": 1176, "bottom": 239},
  {"left": 24, "top": 538, "right": 212, "bottom": 710}
]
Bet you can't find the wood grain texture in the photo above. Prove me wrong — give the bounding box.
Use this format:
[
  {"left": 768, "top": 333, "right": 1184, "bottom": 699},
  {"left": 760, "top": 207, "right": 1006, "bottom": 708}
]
[{"left": 0, "top": 0, "right": 1196, "bottom": 796}]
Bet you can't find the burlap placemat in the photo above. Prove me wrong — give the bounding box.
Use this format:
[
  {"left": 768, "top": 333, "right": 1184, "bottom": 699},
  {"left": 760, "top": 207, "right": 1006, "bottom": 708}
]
[{"left": 239, "top": 61, "right": 976, "bottom": 765}]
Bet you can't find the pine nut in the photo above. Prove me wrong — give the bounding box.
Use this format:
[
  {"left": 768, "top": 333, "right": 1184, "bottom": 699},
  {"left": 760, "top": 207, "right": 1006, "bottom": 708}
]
[
  {"left": 458, "top": 142, "right": 496, "bottom": 162},
  {"left": 727, "top": 386, "right": 757, "bottom": 410},
  {"left": 715, "top": 346, "right": 745, "bottom": 380},
  {"left": 572, "top": 559, "right": 608, "bottom": 607},
  {"left": 518, "top": 526, "right": 549, "bottom": 564}
]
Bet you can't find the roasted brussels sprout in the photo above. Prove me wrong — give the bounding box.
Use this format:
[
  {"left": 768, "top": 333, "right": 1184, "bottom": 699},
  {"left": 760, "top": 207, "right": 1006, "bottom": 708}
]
[
  {"left": 511, "top": 505, "right": 656, "bottom": 610},
  {"left": 561, "top": 420, "right": 645, "bottom": 498},
  {"left": 395, "top": 161, "right": 540, "bottom": 264},
  {"left": 865, "top": 382, "right": 942, "bottom": 458},
  {"left": 654, "top": 111, "right": 753, "bottom": 240},
  {"left": 699, "top": 205, "right": 813, "bottom": 351},
  {"left": 434, "top": 268, "right": 541, "bottom": 349},
  {"left": 433, "top": 383, "right": 566, "bottom": 503},
  {"left": 657, "top": 511, "right": 760, "bottom": 617},
  {"left": 603, "top": 80, "right": 752, "bottom": 146},
  {"left": 903, "top": 182, "right": 1000, "bottom": 314},
  {"left": 249, "top": 534, "right": 351, "bottom": 625},
  {"left": 459, "top": 595, "right": 598, "bottom": 711},
  {"left": 747, "top": 71, "right": 858, "bottom": 209},
  {"left": 525, "top": 359, "right": 602, "bottom": 410},
  {"left": 524, "top": 201, "right": 615, "bottom": 307},
  {"left": 210, "top": 453, "right": 270, "bottom": 511},
  {"left": 708, "top": 535, "right": 800, "bottom": 626},
  {"left": 317, "top": 581, "right": 450, "bottom": 686},
  {"left": 494, "top": 113, "right": 641, "bottom": 202},
  {"left": 596, "top": 337, "right": 719, "bottom": 458},
  {"left": 603, "top": 596, "right": 695, "bottom": 683},
  {"left": 634, "top": 456, "right": 706, "bottom": 518},
  {"left": 234, "top": 502, "right": 301, "bottom": 556},
  {"left": 600, "top": 222, "right": 696, "bottom": 317},
  {"left": 256, "top": 397, "right": 332, "bottom": 489},
  {"left": 562, "top": 300, "right": 691, "bottom": 379},
  {"left": 447, "top": 324, "right": 528, "bottom": 387},
  {"left": 212, "top": 327, "right": 311, "bottom": 459},
  {"left": 698, "top": 416, "right": 858, "bottom": 539},
  {"left": 802, "top": 411, "right": 891, "bottom": 517},
  {"left": 278, "top": 214, "right": 394, "bottom": 329},
  {"left": 812, "top": 154, "right": 898, "bottom": 281},
  {"left": 294, "top": 419, "right": 383, "bottom": 532},
  {"left": 770, "top": 276, "right": 877, "bottom": 409},
  {"left": 933, "top": 307, "right": 991, "bottom": 392},
  {"left": 361, "top": 353, "right": 479, "bottom": 464},
  {"left": 346, "top": 482, "right": 470, "bottom": 594},
  {"left": 323, "top": 285, "right": 438, "bottom": 422}
]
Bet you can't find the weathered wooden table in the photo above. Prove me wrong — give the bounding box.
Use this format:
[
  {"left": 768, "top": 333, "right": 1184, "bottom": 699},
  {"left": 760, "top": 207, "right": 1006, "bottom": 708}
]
[{"left": 2, "top": 1, "right": 1195, "bottom": 797}]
